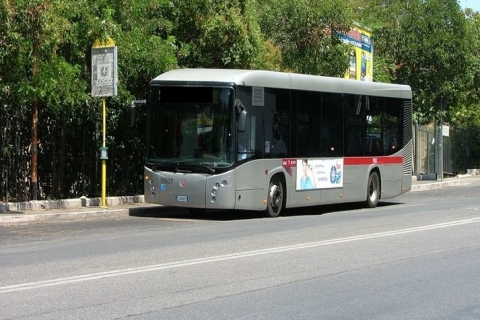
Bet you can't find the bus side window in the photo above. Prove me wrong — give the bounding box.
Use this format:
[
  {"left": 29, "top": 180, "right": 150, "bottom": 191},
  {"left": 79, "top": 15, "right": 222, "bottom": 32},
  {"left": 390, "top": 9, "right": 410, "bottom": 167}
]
[
  {"left": 322, "top": 93, "right": 344, "bottom": 157},
  {"left": 366, "top": 96, "right": 384, "bottom": 156},
  {"left": 384, "top": 98, "right": 404, "bottom": 155}
]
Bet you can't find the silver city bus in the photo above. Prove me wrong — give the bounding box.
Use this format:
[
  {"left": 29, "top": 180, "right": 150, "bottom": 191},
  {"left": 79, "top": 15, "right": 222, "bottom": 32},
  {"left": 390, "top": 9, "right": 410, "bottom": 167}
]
[{"left": 139, "top": 69, "right": 412, "bottom": 217}]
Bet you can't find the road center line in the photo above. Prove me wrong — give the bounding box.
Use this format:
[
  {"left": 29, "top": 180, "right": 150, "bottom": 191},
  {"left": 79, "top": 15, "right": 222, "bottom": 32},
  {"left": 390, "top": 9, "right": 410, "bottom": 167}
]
[{"left": 2, "top": 217, "right": 480, "bottom": 294}]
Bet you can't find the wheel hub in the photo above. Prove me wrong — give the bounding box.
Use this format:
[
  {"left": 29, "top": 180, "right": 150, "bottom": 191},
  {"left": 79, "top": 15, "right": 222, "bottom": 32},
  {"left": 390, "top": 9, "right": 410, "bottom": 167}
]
[{"left": 270, "top": 185, "right": 280, "bottom": 207}]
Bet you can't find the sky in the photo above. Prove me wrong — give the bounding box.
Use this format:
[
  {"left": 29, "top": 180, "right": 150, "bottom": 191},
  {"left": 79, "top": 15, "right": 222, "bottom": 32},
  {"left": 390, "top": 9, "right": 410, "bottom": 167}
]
[{"left": 458, "top": 0, "right": 480, "bottom": 12}]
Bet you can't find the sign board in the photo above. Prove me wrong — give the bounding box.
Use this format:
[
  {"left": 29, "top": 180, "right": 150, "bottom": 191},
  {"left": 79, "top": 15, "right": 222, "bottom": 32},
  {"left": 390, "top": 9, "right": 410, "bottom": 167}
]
[
  {"left": 442, "top": 125, "right": 450, "bottom": 137},
  {"left": 91, "top": 38, "right": 118, "bottom": 97},
  {"left": 338, "top": 25, "right": 374, "bottom": 82}
]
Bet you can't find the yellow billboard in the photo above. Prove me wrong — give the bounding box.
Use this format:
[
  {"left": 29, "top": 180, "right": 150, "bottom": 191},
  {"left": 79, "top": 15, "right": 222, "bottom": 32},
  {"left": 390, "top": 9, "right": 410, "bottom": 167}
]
[{"left": 340, "top": 26, "right": 373, "bottom": 82}]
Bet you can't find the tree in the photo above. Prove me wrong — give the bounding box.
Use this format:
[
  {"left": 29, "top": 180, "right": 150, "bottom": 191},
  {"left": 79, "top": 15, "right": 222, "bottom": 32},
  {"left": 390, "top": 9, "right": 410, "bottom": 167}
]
[
  {"left": 258, "top": 0, "right": 355, "bottom": 76},
  {"left": 166, "top": 0, "right": 266, "bottom": 69},
  {"left": 1, "top": 0, "right": 74, "bottom": 199},
  {"left": 359, "top": 0, "right": 468, "bottom": 124},
  {"left": 111, "top": 0, "right": 178, "bottom": 97},
  {"left": 450, "top": 9, "right": 480, "bottom": 126}
]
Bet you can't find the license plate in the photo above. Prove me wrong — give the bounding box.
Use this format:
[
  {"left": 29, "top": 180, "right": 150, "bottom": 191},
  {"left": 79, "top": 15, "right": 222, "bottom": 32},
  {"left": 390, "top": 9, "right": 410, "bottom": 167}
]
[{"left": 176, "top": 195, "right": 188, "bottom": 202}]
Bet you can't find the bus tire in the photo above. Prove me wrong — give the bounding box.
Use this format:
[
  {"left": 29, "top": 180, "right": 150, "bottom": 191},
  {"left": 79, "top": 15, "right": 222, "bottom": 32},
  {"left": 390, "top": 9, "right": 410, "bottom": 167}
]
[
  {"left": 365, "top": 171, "right": 380, "bottom": 208},
  {"left": 266, "top": 175, "right": 284, "bottom": 217}
]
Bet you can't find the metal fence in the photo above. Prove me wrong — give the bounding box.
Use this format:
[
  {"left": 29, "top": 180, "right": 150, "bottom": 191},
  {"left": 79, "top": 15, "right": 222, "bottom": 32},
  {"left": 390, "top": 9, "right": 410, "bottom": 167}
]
[
  {"left": 414, "top": 123, "right": 480, "bottom": 177},
  {"left": 1, "top": 102, "right": 147, "bottom": 202}
]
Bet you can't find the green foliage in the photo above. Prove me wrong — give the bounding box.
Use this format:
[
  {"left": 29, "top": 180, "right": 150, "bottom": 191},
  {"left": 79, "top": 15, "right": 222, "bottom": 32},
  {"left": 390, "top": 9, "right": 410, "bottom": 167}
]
[
  {"left": 166, "top": 0, "right": 265, "bottom": 69},
  {"left": 359, "top": 0, "right": 469, "bottom": 124},
  {"left": 258, "top": 0, "right": 354, "bottom": 75},
  {"left": 450, "top": 10, "right": 480, "bottom": 127}
]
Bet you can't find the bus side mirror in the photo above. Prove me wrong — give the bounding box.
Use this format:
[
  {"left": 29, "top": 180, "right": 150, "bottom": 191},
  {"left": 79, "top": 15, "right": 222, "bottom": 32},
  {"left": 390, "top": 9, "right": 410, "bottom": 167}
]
[
  {"left": 238, "top": 110, "right": 247, "bottom": 132},
  {"left": 129, "top": 99, "right": 147, "bottom": 127},
  {"left": 235, "top": 99, "right": 247, "bottom": 132}
]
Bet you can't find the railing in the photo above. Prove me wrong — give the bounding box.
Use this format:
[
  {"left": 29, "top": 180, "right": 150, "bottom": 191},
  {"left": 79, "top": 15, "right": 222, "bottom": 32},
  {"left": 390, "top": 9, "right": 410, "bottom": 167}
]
[{"left": 414, "top": 123, "right": 480, "bottom": 178}]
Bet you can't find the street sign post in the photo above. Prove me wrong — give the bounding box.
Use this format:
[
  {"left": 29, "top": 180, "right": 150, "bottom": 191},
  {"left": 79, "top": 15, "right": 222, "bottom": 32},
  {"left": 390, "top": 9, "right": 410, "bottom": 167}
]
[{"left": 91, "top": 37, "right": 117, "bottom": 208}]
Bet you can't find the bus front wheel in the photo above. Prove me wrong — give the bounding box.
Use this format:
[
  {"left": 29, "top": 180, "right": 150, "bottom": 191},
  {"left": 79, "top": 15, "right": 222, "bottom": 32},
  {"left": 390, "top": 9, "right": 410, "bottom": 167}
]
[
  {"left": 266, "top": 176, "right": 284, "bottom": 217},
  {"left": 365, "top": 171, "right": 380, "bottom": 208}
]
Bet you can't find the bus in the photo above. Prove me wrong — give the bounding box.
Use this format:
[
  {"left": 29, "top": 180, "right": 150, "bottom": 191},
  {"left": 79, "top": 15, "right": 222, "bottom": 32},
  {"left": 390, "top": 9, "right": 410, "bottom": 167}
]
[{"left": 139, "top": 68, "right": 412, "bottom": 217}]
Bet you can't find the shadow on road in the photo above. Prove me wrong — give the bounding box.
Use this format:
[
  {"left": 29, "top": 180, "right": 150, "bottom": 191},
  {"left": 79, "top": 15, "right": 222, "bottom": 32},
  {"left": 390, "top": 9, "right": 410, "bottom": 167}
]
[{"left": 129, "top": 201, "right": 404, "bottom": 222}]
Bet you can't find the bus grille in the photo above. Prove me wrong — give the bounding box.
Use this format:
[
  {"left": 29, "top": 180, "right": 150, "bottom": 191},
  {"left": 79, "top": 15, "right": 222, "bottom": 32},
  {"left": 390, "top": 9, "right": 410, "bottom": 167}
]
[{"left": 403, "top": 100, "right": 413, "bottom": 175}]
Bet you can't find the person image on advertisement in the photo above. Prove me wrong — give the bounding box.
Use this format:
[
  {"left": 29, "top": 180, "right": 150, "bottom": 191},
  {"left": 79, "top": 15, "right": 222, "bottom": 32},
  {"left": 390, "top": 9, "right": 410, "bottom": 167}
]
[{"left": 300, "top": 159, "right": 316, "bottom": 190}]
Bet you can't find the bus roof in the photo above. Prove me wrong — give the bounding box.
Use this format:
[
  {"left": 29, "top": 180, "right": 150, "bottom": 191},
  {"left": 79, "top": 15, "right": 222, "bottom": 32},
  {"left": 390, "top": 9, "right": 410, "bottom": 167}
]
[{"left": 151, "top": 68, "right": 412, "bottom": 99}]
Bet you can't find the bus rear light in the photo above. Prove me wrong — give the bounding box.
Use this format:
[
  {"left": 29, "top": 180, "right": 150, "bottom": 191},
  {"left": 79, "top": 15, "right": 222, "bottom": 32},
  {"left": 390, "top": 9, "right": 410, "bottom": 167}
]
[
  {"left": 211, "top": 189, "right": 217, "bottom": 195},
  {"left": 221, "top": 180, "right": 228, "bottom": 186},
  {"left": 211, "top": 196, "right": 216, "bottom": 203},
  {"left": 148, "top": 178, "right": 154, "bottom": 185},
  {"left": 151, "top": 192, "right": 156, "bottom": 198}
]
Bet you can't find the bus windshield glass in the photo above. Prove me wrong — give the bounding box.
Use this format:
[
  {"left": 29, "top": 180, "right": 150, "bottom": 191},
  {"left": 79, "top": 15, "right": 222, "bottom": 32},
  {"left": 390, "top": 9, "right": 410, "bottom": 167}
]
[{"left": 146, "top": 86, "right": 234, "bottom": 172}]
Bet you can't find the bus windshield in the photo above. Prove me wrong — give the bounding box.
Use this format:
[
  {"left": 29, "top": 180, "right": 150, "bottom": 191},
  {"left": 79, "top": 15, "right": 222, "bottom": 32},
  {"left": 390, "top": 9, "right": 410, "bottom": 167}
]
[{"left": 146, "top": 86, "right": 234, "bottom": 172}]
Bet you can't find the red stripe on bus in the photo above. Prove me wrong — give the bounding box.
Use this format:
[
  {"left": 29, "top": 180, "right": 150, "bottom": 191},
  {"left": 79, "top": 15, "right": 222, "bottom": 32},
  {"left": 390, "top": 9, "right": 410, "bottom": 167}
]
[{"left": 344, "top": 156, "right": 403, "bottom": 166}]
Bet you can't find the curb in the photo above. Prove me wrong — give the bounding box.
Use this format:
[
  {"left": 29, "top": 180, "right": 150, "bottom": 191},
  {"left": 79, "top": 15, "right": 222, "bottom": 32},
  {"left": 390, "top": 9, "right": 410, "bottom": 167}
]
[
  {"left": 410, "top": 178, "right": 471, "bottom": 191},
  {"left": 0, "top": 195, "right": 145, "bottom": 213},
  {"left": 0, "top": 208, "right": 130, "bottom": 225},
  {"left": 0, "top": 204, "right": 163, "bottom": 226}
]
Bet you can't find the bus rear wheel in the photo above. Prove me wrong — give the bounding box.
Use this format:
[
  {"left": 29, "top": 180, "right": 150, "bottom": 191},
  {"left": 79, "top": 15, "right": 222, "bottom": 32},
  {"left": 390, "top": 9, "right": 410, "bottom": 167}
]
[
  {"left": 266, "top": 176, "right": 284, "bottom": 217},
  {"left": 365, "top": 171, "right": 380, "bottom": 208}
]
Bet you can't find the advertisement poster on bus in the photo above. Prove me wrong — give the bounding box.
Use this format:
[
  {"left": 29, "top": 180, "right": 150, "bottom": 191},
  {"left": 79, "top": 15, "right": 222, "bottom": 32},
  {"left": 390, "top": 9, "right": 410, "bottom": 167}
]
[
  {"left": 296, "top": 158, "right": 344, "bottom": 190},
  {"left": 339, "top": 25, "right": 373, "bottom": 82}
]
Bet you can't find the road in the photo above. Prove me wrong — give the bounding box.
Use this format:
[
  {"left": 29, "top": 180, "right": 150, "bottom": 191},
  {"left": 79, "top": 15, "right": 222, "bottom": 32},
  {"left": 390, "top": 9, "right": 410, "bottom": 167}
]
[{"left": 1, "top": 179, "right": 480, "bottom": 319}]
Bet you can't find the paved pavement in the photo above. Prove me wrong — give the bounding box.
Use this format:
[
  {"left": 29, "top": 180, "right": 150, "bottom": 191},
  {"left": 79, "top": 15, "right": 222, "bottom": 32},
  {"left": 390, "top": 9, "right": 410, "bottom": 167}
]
[{"left": 1, "top": 175, "right": 478, "bottom": 225}]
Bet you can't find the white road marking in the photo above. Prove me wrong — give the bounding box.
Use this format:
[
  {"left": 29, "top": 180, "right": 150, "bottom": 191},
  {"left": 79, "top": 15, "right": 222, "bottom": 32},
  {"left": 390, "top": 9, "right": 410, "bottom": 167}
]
[{"left": 2, "top": 217, "right": 480, "bottom": 294}]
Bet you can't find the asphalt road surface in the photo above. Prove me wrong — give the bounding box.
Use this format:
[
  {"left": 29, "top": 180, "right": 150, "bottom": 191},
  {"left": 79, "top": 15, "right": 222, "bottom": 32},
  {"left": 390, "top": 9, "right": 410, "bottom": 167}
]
[{"left": 1, "top": 179, "right": 480, "bottom": 319}]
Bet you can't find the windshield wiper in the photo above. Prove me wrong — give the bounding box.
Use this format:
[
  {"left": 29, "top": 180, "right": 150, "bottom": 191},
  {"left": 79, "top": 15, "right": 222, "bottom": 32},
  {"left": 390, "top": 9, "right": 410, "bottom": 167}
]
[
  {"left": 174, "top": 160, "right": 215, "bottom": 174},
  {"left": 197, "top": 162, "right": 215, "bottom": 174},
  {"left": 175, "top": 166, "right": 192, "bottom": 173}
]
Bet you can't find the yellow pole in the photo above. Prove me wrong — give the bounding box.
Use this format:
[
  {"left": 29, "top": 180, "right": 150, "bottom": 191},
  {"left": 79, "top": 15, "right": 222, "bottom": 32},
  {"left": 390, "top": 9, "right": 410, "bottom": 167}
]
[
  {"left": 92, "top": 36, "right": 116, "bottom": 209},
  {"left": 101, "top": 97, "right": 107, "bottom": 208}
]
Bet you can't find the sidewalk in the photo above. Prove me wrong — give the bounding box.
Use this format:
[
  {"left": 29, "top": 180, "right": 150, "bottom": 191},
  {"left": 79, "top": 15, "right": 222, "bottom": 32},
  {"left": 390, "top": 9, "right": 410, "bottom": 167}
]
[
  {"left": 0, "top": 196, "right": 165, "bottom": 225},
  {"left": 1, "top": 175, "right": 478, "bottom": 225}
]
